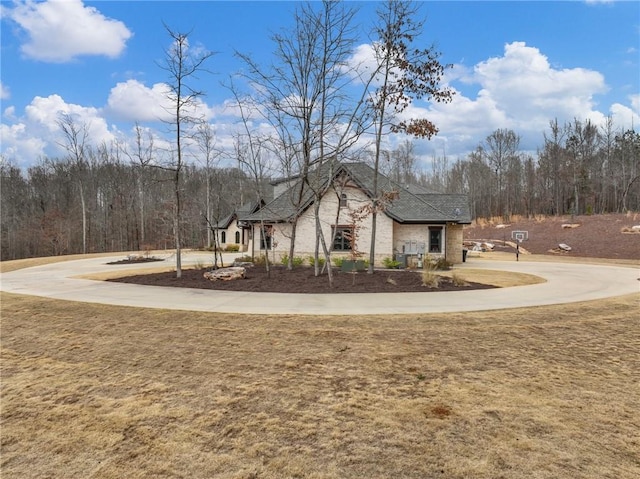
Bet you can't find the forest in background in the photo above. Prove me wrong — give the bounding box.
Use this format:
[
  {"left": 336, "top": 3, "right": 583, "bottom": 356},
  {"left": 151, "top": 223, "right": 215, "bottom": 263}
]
[{"left": 1, "top": 118, "right": 638, "bottom": 261}]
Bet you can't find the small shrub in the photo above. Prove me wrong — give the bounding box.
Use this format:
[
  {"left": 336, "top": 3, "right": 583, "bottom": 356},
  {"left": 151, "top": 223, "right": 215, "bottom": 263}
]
[
  {"left": 308, "top": 256, "right": 326, "bottom": 267},
  {"left": 383, "top": 257, "right": 401, "bottom": 269},
  {"left": 421, "top": 270, "right": 440, "bottom": 288},
  {"left": 451, "top": 272, "right": 469, "bottom": 287},
  {"left": 225, "top": 244, "right": 240, "bottom": 252},
  {"left": 141, "top": 244, "right": 154, "bottom": 258},
  {"left": 253, "top": 255, "right": 266, "bottom": 266},
  {"left": 333, "top": 257, "right": 344, "bottom": 268},
  {"left": 433, "top": 257, "right": 452, "bottom": 271},
  {"left": 281, "top": 254, "right": 305, "bottom": 267},
  {"left": 424, "top": 255, "right": 452, "bottom": 271},
  {"left": 421, "top": 262, "right": 440, "bottom": 288},
  {"left": 235, "top": 255, "right": 253, "bottom": 263}
]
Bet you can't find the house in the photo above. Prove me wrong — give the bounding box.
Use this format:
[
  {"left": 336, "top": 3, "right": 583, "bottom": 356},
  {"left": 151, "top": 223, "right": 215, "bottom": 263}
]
[
  {"left": 212, "top": 200, "right": 262, "bottom": 251},
  {"left": 238, "top": 161, "right": 471, "bottom": 265}
]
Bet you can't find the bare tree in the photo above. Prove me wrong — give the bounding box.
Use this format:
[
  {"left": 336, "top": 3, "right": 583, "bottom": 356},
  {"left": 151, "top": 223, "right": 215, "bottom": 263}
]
[
  {"left": 538, "top": 119, "right": 568, "bottom": 215},
  {"left": 158, "top": 25, "right": 214, "bottom": 278},
  {"left": 388, "top": 139, "right": 418, "bottom": 185},
  {"left": 119, "top": 122, "right": 157, "bottom": 249},
  {"left": 195, "top": 122, "right": 221, "bottom": 249},
  {"left": 236, "top": 1, "right": 371, "bottom": 277},
  {"left": 565, "top": 118, "right": 600, "bottom": 216},
  {"left": 483, "top": 128, "right": 520, "bottom": 218},
  {"left": 614, "top": 128, "right": 640, "bottom": 212},
  {"left": 366, "top": 0, "right": 454, "bottom": 272},
  {"left": 57, "top": 113, "right": 91, "bottom": 254},
  {"left": 227, "top": 83, "right": 276, "bottom": 276}
]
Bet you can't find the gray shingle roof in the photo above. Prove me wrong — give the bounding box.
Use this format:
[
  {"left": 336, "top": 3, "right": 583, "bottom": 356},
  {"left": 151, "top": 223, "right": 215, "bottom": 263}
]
[
  {"left": 212, "top": 213, "right": 236, "bottom": 229},
  {"left": 243, "top": 161, "right": 471, "bottom": 224}
]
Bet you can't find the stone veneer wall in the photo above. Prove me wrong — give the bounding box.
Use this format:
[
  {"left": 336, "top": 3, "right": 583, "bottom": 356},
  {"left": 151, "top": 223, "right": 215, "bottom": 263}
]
[
  {"left": 251, "top": 185, "right": 395, "bottom": 266},
  {"left": 445, "top": 223, "right": 464, "bottom": 264}
]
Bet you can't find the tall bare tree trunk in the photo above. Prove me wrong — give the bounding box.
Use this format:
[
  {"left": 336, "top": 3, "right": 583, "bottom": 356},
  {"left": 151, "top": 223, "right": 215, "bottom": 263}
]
[{"left": 79, "top": 182, "right": 87, "bottom": 254}]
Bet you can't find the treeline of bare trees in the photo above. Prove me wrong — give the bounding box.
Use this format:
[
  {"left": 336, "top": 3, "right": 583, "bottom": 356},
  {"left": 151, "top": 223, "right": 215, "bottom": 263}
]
[
  {"left": 406, "top": 118, "right": 639, "bottom": 220},
  {"left": 0, "top": 150, "right": 250, "bottom": 260},
  {"left": 2, "top": 116, "right": 636, "bottom": 261}
]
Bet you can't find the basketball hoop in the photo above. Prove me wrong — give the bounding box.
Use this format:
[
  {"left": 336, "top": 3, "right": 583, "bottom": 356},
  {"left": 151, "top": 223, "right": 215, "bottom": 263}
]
[
  {"left": 512, "top": 230, "right": 529, "bottom": 243},
  {"left": 511, "top": 231, "right": 528, "bottom": 262}
]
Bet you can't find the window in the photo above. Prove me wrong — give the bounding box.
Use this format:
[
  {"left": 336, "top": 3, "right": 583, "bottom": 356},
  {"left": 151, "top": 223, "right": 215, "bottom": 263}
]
[
  {"left": 429, "top": 227, "right": 442, "bottom": 253},
  {"left": 221, "top": 231, "right": 226, "bottom": 244},
  {"left": 235, "top": 231, "right": 240, "bottom": 244},
  {"left": 332, "top": 226, "right": 353, "bottom": 251},
  {"left": 339, "top": 193, "right": 347, "bottom": 208},
  {"left": 260, "top": 226, "right": 272, "bottom": 250}
]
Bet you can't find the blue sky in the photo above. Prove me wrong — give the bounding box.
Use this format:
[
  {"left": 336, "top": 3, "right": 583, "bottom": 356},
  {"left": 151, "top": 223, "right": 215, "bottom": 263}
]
[{"left": 1, "top": 0, "right": 638, "bottom": 170}]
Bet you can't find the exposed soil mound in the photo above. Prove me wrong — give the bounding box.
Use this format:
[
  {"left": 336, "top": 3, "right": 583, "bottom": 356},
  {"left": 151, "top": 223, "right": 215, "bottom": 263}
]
[{"left": 464, "top": 213, "right": 639, "bottom": 260}]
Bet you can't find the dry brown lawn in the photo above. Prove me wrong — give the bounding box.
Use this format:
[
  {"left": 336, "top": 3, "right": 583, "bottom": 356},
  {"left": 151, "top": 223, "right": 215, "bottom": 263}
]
[
  {"left": 2, "top": 286, "right": 639, "bottom": 478},
  {"left": 0, "top": 251, "right": 145, "bottom": 274}
]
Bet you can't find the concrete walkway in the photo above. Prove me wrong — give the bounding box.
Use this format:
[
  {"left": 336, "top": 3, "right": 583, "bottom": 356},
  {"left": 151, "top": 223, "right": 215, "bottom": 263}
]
[{"left": 1, "top": 252, "right": 638, "bottom": 315}]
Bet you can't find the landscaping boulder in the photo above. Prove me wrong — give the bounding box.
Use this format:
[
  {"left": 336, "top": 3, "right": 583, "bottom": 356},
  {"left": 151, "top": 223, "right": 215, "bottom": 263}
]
[
  {"left": 232, "top": 261, "right": 254, "bottom": 268},
  {"left": 204, "top": 267, "right": 246, "bottom": 282}
]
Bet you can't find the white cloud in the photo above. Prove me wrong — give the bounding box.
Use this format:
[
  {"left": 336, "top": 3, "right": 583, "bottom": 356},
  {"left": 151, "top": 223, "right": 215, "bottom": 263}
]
[
  {"left": 0, "top": 82, "right": 9, "bottom": 100},
  {"left": 610, "top": 94, "right": 640, "bottom": 130},
  {"left": 8, "top": 0, "right": 132, "bottom": 62},
  {"left": 106, "top": 80, "right": 173, "bottom": 123},
  {"left": 471, "top": 42, "right": 607, "bottom": 124},
  {"left": 106, "top": 79, "right": 217, "bottom": 124},
  {"left": 407, "top": 41, "right": 614, "bottom": 156},
  {"left": 344, "top": 43, "right": 379, "bottom": 81},
  {"left": 1, "top": 94, "right": 116, "bottom": 165},
  {"left": 0, "top": 122, "right": 48, "bottom": 166},
  {"left": 345, "top": 41, "right": 616, "bottom": 156}
]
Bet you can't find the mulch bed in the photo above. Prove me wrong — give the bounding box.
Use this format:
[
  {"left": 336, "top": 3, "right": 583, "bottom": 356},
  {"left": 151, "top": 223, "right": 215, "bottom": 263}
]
[
  {"left": 108, "top": 265, "right": 496, "bottom": 294},
  {"left": 106, "top": 257, "right": 165, "bottom": 265}
]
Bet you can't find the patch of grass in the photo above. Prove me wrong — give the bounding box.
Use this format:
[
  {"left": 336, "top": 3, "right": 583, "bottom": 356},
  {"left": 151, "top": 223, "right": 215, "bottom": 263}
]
[
  {"left": 430, "top": 405, "right": 452, "bottom": 418},
  {"left": 0, "top": 251, "right": 141, "bottom": 273},
  {"left": 1, "top": 292, "right": 639, "bottom": 478},
  {"left": 193, "top": 259, "right": 205, "bottom": 270},
  {"left": 439, "top": 268, "right": 545, "bottom": 288}
]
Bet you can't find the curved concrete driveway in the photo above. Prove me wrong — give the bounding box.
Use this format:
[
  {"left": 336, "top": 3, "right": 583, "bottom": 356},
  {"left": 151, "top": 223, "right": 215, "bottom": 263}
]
[{"left": 1, "top": 253, "right": 638, "bottom": 315}]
